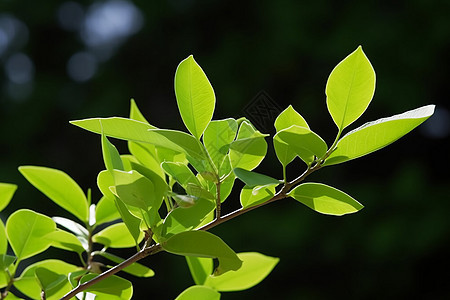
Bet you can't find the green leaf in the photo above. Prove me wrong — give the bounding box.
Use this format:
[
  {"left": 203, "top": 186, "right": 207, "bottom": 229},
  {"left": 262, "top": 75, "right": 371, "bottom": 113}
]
[
  {"left": 162, "top": 161, "right": 200, "bottom": 188},
  {"left": 34, "top": 267, "right": 67, "bottom": 296},
  {"left": 46, "top": 229, "right": 85, "bottom": 253},
  {"left": 229, "top": 121, "right": 268, "bottom": 171},
  {"left": 102, "top": 132, "right": 124, "bottom": 172},
  {"left": 162, "top": 198, "right": 215, "bottom": 237},
  {"left": 287, "top": 183, "right": 363, "bottom": 216},
  {"left": 326, "top": 46, "right": 376, "bottom": 131},
  {"left": 240, "top": 184, "right": 277, "bottom": 209},
  {"left": 233, "top": 168, "right": 280, "bottom": 188},
  {"left": 129, "top": 99, "right": 149, "bottom": 124},
  {"left": 14, "top": 259, "right": 80, "bottom": 300},
  {"left": 325, "top": 105, "right": 436, "bottom": 166},
  {"left": 175, "top": 285, "right": 220, "bottom": 300},
  {"left": 96, "top": 196, "right": 121, "bottom": 226},
  {"left": 274, "top": 105, "right": 309, "bottom": 131},
  {"left": 186, "top": 256, "right": 213, "bottom": 285},
  {"left": 274, "top": 125, "right": 328, "bottom": 164},
  {"left": 162, "top": 231, "right": 242, "bottom": 276},
  {"left": 0, "top": 254, "right": 15, "bottom": 270},
  {"left": 0, "top": 220, "right": 7, "bottom": 255},
  {"left": 204, "top": 252, "right": 279, "bottom": 291},
  {"left": 111, "top": 170, "right": 155, "bottom": 211},
  {"left": 97, "top": 171, "right": 142, "bottom": 245},
  {"left": 81, "top": 274, "right": 133, "bottom": 300},
  {"left": 70, "top": 117, "right": 155, "bottom": 141},
  {"left": 0, "top": 183, "right": 17, "bottom": 212},
  {"left": 175, "top": 55, "right": 216, "bottom": 139},
  {"left": 19, "top": 166, "right": 88, "bottom": 222},
  {"left": 98, "top": 252, "right": 155, "bottom": 277},
  {"left": 52, "top": 216, "right": 88, "bottom": 238},
  {"left": 128, "top": 142, "right": 165, "bottom": 180},
  {"left": 3, "top": 292, "right": 21, "bottom": 299},
  {"left": 93, "top": 222, "right": 144, "bottom": 248},
  {"left": 203, "top": 118, "right": 238, "bottom": 171},
  {"left": 6, "top": 209, "right": 56, "bottom": 261}
]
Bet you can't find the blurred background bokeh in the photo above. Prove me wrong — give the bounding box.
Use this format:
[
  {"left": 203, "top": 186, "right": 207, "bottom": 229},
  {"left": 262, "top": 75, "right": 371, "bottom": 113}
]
[{"left": 0, "top": 0, "right": 449, "bottom": 299}]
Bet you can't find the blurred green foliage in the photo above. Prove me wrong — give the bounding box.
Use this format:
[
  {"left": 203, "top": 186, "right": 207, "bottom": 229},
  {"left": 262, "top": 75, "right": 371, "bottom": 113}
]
[{"left": 0, "top": 0, "right": 448, "bottom": 299}]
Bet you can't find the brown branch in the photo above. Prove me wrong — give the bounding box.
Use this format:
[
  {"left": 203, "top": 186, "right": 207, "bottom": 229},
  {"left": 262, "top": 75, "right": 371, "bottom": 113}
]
[{"left": 60, "top": 244, "right": 163, "bottom": 300}]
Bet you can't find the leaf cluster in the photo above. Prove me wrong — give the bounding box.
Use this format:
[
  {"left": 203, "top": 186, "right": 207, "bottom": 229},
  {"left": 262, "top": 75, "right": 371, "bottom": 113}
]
[{"left": 0, "top": 47, "right": 434, "bottom": 299}]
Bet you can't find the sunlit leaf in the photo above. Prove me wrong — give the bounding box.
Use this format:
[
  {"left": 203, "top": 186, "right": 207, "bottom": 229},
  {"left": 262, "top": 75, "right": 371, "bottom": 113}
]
[
  {"left": 175, "top": 55, "right": 215, "bottom": 139},
  {"left": 46, "top": 229, "right": 85, "bottom": 253},
  {"left": 162, "top": 161, "right": 200, "bottom": 188},
  {"left": 95, "top": 196, "right": 121, "bottom": 226},
  {"left": 162, "top": 198, "right": 215, "bottom": 237},
  {"left": 186, "top": 256, "right": 213, "bottom": 285},
  {"left": 0, "top": 220, "right": 7, "bottom": 255},
  {"left": 229, "top": 121, "right": 268, "bottom": 171},
  {"left": 111, "top": 170, "right": 155, "bottom": 211},
  {"left": 203, "top": 118, "right": 238, "bottom": 171},
  {"left": 128, "top": 142, "right": 165, "bottom": 180},
  {"left": 6, "top": 209, "right": 56, "bottom": 261},
  {"left": 70, "top": 117, "right": 155, "bottom": 141},
  {"left": 175, "top": 285, "right": 220, "bottom": 300},
  {"left": 240, "top": 184, "right": 277, "bottom": 209},
  {"left": 129, "top": 99, "right": 149, "bottom": 124},
  {"left": 81, "top": 274, "right": 133, "bottom": 300},
  {"left": 14, "top": 259, "right": 80, "bottom": 300},
  {"left": 274, "top": 125, "right": 328, "bottom": 164},
  {"left": 162, "top": 231, "right": 242, "bottom": 276},
  {"left": 93, "top": 222, "right": 144, "bottom": 248},
  {"left": 0, "top": 183, "right": 17, "bottom": 212},
  {"left": 288, "top": 183, "right": 363, "bottom": 216},
  {"left": 204, "top": 252, "right": 279, "bottom": 291},
  {"left": 52, "top": 216, "right": 88, "bottom": 238},
  {"left": 0, "top": 254, "right": 15, "bottom": 288},
  {"left": 326, "top": 46, "right": 376, "bottom": 131},
  {"left": 274, "top": 105, "right": 309, "bottom": 131},
  {"left": 98, "top": 252, "right": 155, "bottom": 277},
  {"left": 34, "top": 267, "right": 67, "bottom": 297},
  {"left": 19, "top": 166, "right": 88, "bottom": 222},
  {"left": 325, "top": 105, "right": 436, "bottom": 166},
  {"left": 233, "top": 168, "right": 280, "bottom": 188},
  {"left": 102, "top": 132, "right": 124, "bottom": 172}
]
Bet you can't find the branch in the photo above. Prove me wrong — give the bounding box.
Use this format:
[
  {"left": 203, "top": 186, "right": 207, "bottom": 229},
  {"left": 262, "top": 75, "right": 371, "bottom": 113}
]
[{"left": 60, "top": 244, "right": 163, "bottom": 300}]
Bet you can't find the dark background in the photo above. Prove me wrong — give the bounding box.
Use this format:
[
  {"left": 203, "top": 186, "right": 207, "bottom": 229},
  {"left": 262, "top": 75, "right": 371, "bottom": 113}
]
[{"left": 0, "top": 0, "right": 449, "bottom": 299}]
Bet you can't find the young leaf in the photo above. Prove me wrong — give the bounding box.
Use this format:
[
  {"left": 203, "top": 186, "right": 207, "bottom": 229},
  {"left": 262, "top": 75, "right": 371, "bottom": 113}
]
[
  {"left": 93, "top": 222, "right": 144, "bottom": 248},
  {"left": 233, "top": 168, "right": 280, "bottom": 188},
  {"left": 6, "top": 209, "right": 56, "bottom": 261},
  {"left": 175, "top": 55, "right": 215, "bottom": 139},
  {"left": 128, "top": 142, "right": 165, "bottom": 180},
  {"left": 240, "top": 184, "right": 277, "bottom": 209},
  {"left": 274, "top": 125, "right": 328, "bottom": 164},
  {"left": 46, "top": 229, "right": 85, "bottom": 253},
  {"left": 274, "top": 105, "right": 309, "bottom": 132},
  {"left": 162, "top": 161, "right": 201, "bottom": 188},
  {"left": 325, "top": 105, "right": 436, "bottom": 166},
  {"left": 0, "top": 220, "right": 7, "bottom": 255},
  {"left": 111, "top": 170, "right": 155, "bottom": 211},
  {"left": 129, "top": 99, "right": 149, "bottom": 124},
  {"left": 102, "top": 132, "right": 124, "bottom": 172},
  {"left": 204, "top": 252, "right": 279, "bottom": 292},
  {"left": 203, "top": 118, "right": 238, "bottom": 171},
  {"left": 97, "top": 171, "right": 143, "bottom": 245},
  {"left": 0, "top": 183, "right": 17, "bottom": 212},
  {"left": 0, "top": 254, "right": 15, "bottom": 270},
  {"left": 34, "top": 267, "right": 67, "bottom": 297},
  {"left": 98, "top": 252, "right": 155, "bottom": 277},
  {"left": 175, "top": 285, "right": 220, "bottom": 300},
  {"left": 95, "top": 196, "right": 121, "bottom": 226},
  {"left": 162, "top": 231, "right": 242, "bottom": 276},
  {"left": 287, "top": 183, "right": 363, "bottom": 216},
  {"left": 52, "top": 216, "right": 89, "bottom": 238},
  {"left": 326, "top": 46, "right": 376, "bottom": 131},
  {"left": 70, "top": 117, "right": 155, "bottom": 141},
  {"left": 81, "top": 274, "right": 133, "bottom": 300},
  {"left": 186, "top": 256, "right": 213, "bottom": 285},
  {"left": 19, "top": 166, "right": 88, "bottom": 222},
  {"left": 229, "top": 121, "right": 268, "bottom": 171},
  {"left": 14, "top": 259, "right": 80, "bottom": 300},
  {"left": 162, "top": 198, "right": 215, "bottom": 237}
]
